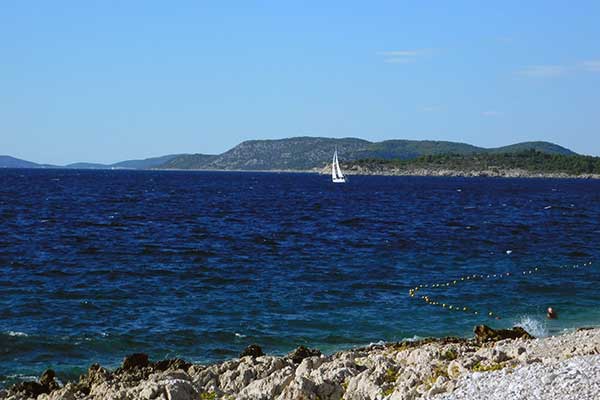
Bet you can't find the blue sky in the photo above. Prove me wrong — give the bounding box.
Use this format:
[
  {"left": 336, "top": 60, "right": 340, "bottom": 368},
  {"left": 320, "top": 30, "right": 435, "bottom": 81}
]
[{"left": 2, "top": 1, "right": 600, "bottom": 164}]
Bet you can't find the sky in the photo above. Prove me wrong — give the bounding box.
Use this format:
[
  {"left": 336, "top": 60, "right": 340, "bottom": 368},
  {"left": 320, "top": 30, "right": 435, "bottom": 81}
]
[{"left": 1, "top": 1, "right": 600, "bottom": 164}]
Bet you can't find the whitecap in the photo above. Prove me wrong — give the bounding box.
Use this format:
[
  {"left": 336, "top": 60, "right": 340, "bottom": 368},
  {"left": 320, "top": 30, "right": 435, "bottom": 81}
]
[
  {"left": 235, "top": 332, "right": 247, "bottom": 338},
  {"left": 506, "top": 250, "right": 513, "bottom": 255},
  {"left": 5, "top": 330, "right": 28, "bottom": 337},
  {"left": 6, "top": 374, "right": 37, "bottom": 380},
  {"left": 514, "top": 315, "right": 549, "bottom": 338},
  {"left": 544, "top": 205, "right": 552, "bottom": 210}
]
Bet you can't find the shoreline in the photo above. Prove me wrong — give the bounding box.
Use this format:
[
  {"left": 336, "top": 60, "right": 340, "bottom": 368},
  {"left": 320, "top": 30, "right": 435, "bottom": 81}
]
[
  {"left": 3, "top": 325, "right": 599, "bottom": 400},
  {"left": 344, "top": 170, "right": 600, "bottom": 180},
  {"left": 4, "top": 166, "right": 600, "bottom": 179},
  {"left": 133, "top": 166, "right": 600, "bottom": 179}
]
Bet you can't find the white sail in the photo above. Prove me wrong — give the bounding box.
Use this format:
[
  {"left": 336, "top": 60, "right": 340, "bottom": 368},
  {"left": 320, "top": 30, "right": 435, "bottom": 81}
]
[
  {"left": 332, "top": 150, "right": 337, "bottom": 180},
  {"left": 335, "top": 153, "right": 344, "bottom": 179},
  {"left": 332, "top": 149, "right": 346, "bottom": 183}
]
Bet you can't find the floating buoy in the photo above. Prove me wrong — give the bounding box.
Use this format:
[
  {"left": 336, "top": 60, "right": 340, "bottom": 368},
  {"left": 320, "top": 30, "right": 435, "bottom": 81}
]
[{"left": 409, "top": 261, "right": 594, "bottom": 321}]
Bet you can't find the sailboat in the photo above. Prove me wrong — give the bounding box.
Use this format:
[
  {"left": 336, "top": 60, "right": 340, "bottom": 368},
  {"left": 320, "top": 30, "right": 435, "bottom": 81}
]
[{"left": 332, "top": 148, "right": 346, "bottom": 183}]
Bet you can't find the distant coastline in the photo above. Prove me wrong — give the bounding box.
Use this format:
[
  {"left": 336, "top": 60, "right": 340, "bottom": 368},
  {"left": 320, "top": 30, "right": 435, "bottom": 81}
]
[
  {"left": 0, "top": 136, "right": 582, "bottom": 171},
  {"left": 162, "top": 167, "right": 600, "bottom": 179},
  {"left": 3, "top": 136, "right": 600, "bottom": 179},
  {"left": 336, "top": 166, "right": 600, "bottom": 180},
  {"left": 2, "top": 165, "right": 599, "bottom": 180}
]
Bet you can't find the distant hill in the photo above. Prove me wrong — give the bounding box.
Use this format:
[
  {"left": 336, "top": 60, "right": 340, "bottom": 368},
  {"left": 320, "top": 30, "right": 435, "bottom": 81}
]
[
  {"left": 157, "top": 154, "right": 217, "bottom": 169},
  {"left": 158, "top": 137, "right": 576, "bottom": 171},
  {"left": 65, "top": 162, "right": 108, "bottom": 169},
  {"left": 486, "top": 141, "right": 575, "bottom": 155},
  {"left": 111, "top": 154, "right": 183, "bottom": 169},
  {"left": 0, "top": 155, "right": 45, "bottom": 168},
  {"left": 1, "top": 138, "right": 577, "bottom": 171},
  {"left": 65, "top": 154, "right": 184, "bottom": 169}
]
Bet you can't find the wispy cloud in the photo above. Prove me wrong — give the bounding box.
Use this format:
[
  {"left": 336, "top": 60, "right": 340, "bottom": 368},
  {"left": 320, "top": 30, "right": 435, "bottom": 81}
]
[
  {"left": 482, "top": 111, "right": 503, "bottom": 117},
  {"left": 517, "top": 60, "right": 600, "bottom": 78},
  {"left": 377, "top": 49, "right": 431, "bottom": 64},
  {"left": 517, "top": 65, "right": 568, "bottom": 78},
  {"left": 581, "top": 60, "right": 600, "bottom": 72}
]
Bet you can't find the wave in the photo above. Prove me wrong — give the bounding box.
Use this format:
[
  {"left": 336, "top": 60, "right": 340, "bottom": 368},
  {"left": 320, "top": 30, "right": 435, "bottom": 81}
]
[
  {"left": 367, "top": 335, "right": 423, "bottom": 347},
  {"left": 514, "top": 315, "right": 549, "bottom": 338},
  {"left": 4, "top": 330, "right": 28, "bottom": 337}
]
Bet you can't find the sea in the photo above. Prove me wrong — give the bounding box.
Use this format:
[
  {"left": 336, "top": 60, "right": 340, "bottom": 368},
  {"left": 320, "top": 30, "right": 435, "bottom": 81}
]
[{"left": 1, "top": 169, "right": 599, "bottom": 386}]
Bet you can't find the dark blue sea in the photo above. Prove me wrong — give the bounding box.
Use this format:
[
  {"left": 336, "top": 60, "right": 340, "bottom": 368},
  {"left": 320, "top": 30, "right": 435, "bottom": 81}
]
[{"left": 1, "top": 169, "right": 599, "bottom": 386}]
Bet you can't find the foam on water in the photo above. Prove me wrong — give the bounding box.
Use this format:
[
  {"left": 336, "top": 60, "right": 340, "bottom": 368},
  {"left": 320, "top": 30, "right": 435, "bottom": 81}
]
[
  {"left": 367, "top": 335, "right": 423, "bottom": 347},
  {"left": 4, "top": 331, "right": 28, "bottom": 337},
  {"left": 514, "top": 315, "right": 549, "bottom": 338}
]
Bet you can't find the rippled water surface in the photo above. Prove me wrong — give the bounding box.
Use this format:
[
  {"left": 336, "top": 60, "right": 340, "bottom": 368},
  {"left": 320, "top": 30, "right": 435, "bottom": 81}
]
[{"left": 1, "top": 169, "right": 599, "bottom": 385}]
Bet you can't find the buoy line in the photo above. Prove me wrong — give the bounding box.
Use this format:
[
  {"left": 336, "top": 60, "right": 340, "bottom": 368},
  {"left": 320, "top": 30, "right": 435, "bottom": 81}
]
[{"left": 408, "top": 261, "right": 595, "bottom": 319}]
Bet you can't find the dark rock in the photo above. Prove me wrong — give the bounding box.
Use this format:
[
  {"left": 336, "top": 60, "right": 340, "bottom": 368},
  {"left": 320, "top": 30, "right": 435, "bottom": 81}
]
[
  {"left": 474, "top": 325, "right": 534, "bottom": 343},
  {"left": 576, "top": 327, "right": 594, "bottom": 332},
  {"left": 9, "top": 369, "right": 59, "bottom": 397},
  {"left": 153, "top": 358, "right": 192, "bottom": 372},
  {"left": 121, "top": 353, "right": 149, "bottom": 370},
  {"left": 287, "top": 346, "right": 321, "bottom": 364},
  {"left": 40, "top": 369, "right": 60, "bottom": 392},
  {"left": 39, "top": 369, "right": 55, "bottom": 386},
  {"left": 13, "top": 381, "right": 47, "bottom": 397},
  {"left": 240, "top": 344, "right": 265, "bottom": 358}
]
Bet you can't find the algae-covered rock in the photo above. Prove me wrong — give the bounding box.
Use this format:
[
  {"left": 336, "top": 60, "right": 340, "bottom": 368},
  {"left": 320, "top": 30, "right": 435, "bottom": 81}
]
[{"left": 474, "top": 325, "right": 534, "bottom": 343}]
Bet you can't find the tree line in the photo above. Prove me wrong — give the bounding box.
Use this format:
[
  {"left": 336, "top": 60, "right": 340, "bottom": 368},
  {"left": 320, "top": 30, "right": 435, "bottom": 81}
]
[{"left": 351, "top": 150, "right": 600, "bottom": 175}]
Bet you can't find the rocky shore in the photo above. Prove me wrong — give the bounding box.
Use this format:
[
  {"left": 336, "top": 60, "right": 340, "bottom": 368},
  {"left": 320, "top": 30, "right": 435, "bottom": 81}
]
[
  {"left": 318, "top": 165, "right": 600, "bottom": 179},
  {"left": 2, "top": 326, "right": 599, "bottom": 400}
]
